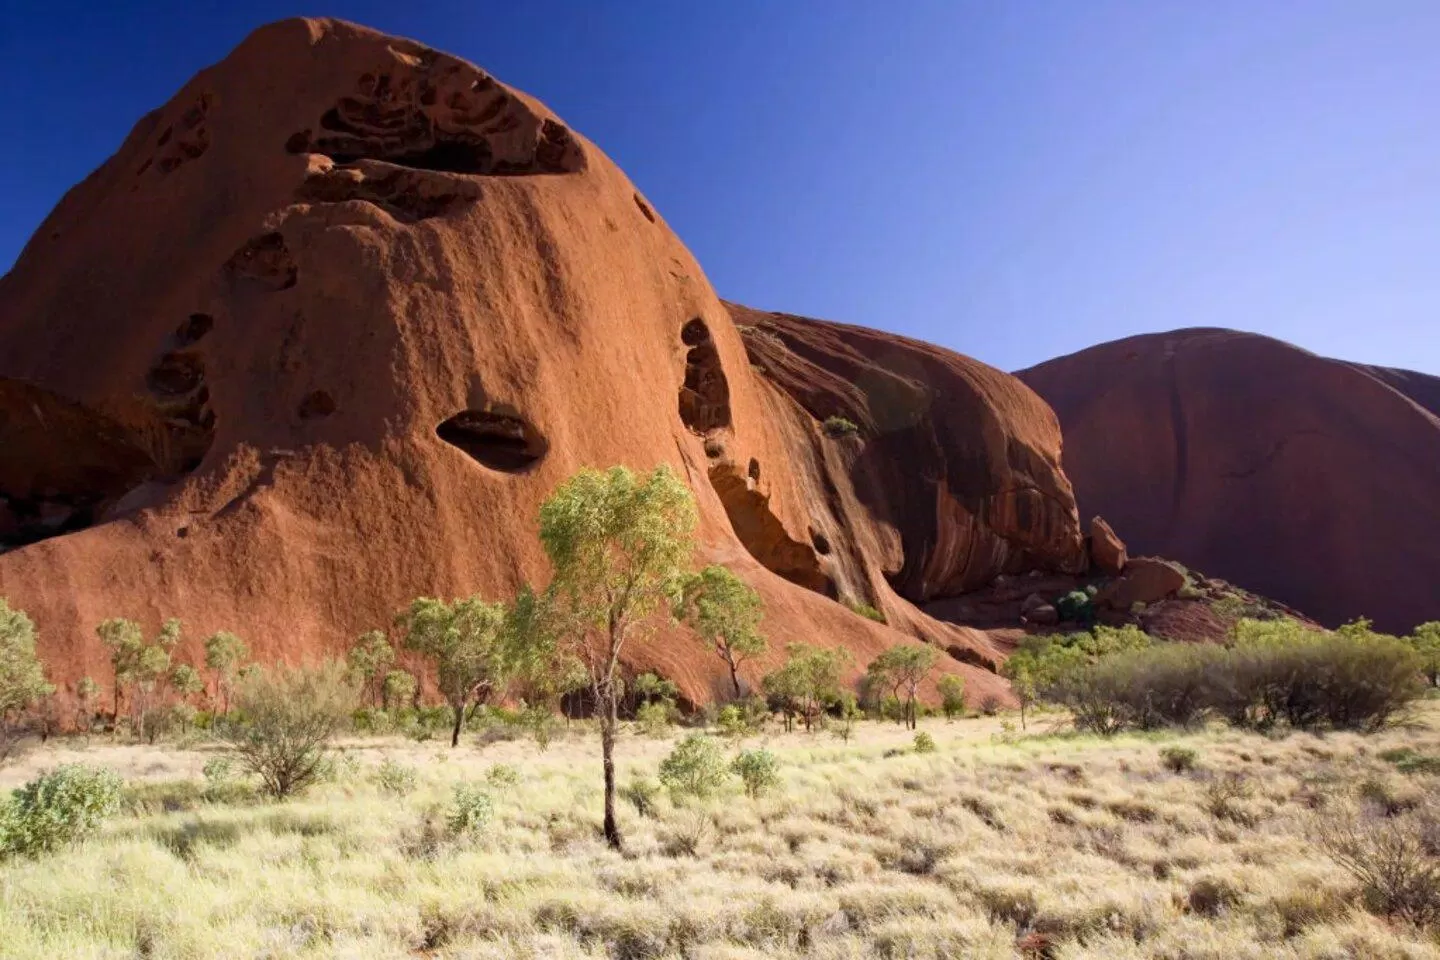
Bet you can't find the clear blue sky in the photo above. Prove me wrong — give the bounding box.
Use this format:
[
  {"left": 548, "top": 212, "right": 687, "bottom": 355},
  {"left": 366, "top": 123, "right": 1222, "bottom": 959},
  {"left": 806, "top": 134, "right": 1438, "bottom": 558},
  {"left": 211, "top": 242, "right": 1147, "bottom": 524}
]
[{"left": 3, "top": 1, "right": 1438, "bottom": 373}]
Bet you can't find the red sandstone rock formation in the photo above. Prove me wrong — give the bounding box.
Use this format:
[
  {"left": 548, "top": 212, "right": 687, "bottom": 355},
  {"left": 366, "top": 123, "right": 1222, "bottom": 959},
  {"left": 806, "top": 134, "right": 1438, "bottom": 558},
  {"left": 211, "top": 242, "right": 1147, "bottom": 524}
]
[
  {"left": 1087, "top": 516, "right": 1126, "bottom": 576},
  {"left": 1019, "top": 328, "right": 1440, "bottom": 634},
  {"left": 0, "top": 18, "right": 1090, "bottom": 707}
]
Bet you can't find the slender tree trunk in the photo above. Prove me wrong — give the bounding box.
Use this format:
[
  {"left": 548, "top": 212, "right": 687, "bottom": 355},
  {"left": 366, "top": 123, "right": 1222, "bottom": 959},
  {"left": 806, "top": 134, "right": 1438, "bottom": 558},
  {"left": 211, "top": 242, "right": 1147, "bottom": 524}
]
[
  {"left": 450, "top": 700, "right": 465, "bottom": 748},
  {"left": 1020, "top": 700, "right": 1027, "bottom": 731},
  {"left": 726, "top": 654, "right": 742, "bottom": 700},
  {"left": 601, "top": 689, "right": 621, "bottom": 850}
]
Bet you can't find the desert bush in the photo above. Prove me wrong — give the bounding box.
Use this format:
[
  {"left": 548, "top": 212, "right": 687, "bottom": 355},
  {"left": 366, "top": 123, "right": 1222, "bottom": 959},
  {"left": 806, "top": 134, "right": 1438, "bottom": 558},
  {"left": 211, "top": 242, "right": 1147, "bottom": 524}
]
[
  {"left": 1035, "top": 619, "right": 1422, "bottom": 735},
  {"left": 843, "top": 598, "right": 886, "bottom": 623},
  {"left": 936, "top": 674, "right": 966, "bottom": 720},
  {"left": 1160, "top": 745, "right": 1199, "bottom": 773},
  {"left": 1313, "top": 802, "right": 1440, "bottom": 926},
  {"left": 731, "top": 748, "right": 780, "bottom": 798},
  {"left": 217, "top": 660, "right": 356, "bottom": 799},
  {"left": 520, "top": 705, "right": 562, "bottom": 751},
  {"left": 447, "top": 782, "right": 495, "bottom": 836},
  {"left": 822, "top": 415, "right": 859, "bottom": 438},
  {"left": 635, "top": 700, "right": 675, "bottom": 736},
  {"left": 622, "top": 776, "right": 661, "bottom": 818},
  {"left": 979, "top": 695, "right": 1001, "bottom": 717},
  {"left": 0, "top": 764, "right": 123, "bottom": 858},
  {"left": 659, "top": 734, "right": 730, "bottom": 800},
  {"left": 1187, "top": 875, "right": 1242, "bottom": 916},
  {"left": 1055, "top": 590, "right": 1094, "bottom": 624},
  {"left": 1, "top": 600, "right": 54, "bottom": 765},
  {"left": 1203, "top": 771, "right": 1253, "bottom": 820},
  {"left": 715, "top": 704, "right": 750, "bottom": 738},
  {"left": 374, "top": 759, "right": 418, "bottom": 796},
  {"left": 913, "top": 731, "right": 937, "bottom": 754},
  {"left": 486, "top": 763, "right": 521, "bottom": 791}
]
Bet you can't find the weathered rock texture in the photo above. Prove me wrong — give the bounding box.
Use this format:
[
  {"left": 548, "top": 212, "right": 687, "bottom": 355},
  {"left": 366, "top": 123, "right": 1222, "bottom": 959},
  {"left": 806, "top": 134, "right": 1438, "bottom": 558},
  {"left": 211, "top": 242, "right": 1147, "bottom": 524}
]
[
  {"left": 1019, "top": 328, "right": 1440, "bottom": 634},
  {"left": 0, "top": 18, "right": 1091, "bottom": 707}
]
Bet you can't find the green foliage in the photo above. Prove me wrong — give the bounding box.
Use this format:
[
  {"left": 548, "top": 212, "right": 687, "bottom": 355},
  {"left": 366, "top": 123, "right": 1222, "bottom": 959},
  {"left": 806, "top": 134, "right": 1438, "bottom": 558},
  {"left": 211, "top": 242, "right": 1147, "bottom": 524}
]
[
  {"left": 347, "top": 630, "right": 395, "bottom": 707},
  {"left": 1034, "top": 618, "right": 1421, "bottom": 735},
  {"left": 203, "top": 631, "right": 249, "bottom": 714},
  {"left": 519, "top": 705, "right": 562, "bottom": 751},
  {"left": 169, "top": 663, "right": 204, "bottom": 700},
  {"left": 218, "top": 661, "right": 357, "bottom": 799},
  {"left": 0, "top": 600, "right": 53, "bottom": 764},
  {"left": 1, "top": 764, "right": 123, "bottom": 858},
  {"left": 633, "top": 672, "right": 679, "bottom": 706},
  {"left": 842, "top": 598, "right": 886, "bottom": 623},
  {"left": 831, "top": 691, "right": 861, "bottom": 742},
  {"left": 912, "top": 731, "right": 937, "bottom": 754},
  {"left": 762, "top": 643, "right": 852, "bottom": 732},
  {"left": 1055, "top": 590, "right": 1095, "bottom": 625},
  {"left": 715, "top": 704, "right": 748, "bottom": 738},
  {"left": 1407, "top": 622, "right": 1440, "bottom": 686},
  {"left": 635, "top": 700, "right": 675, "bottom": 736},
  {"left": 674, "top": 565, "right": 766, "bottom": 697},
  {"left": 374, "top": 759, "right": 418, "bottom": 796},
  {"left": 446, "top": 783, "right": 494, "bottom": 836},
  {"left": 400, "top": 596, "right": 510, "bottom": 747},
  {"left": 622, "top": 776, "right": 661, "bottom": 818},
  {"left": 98, "top": 617, "right": 182, "bottom": 742},
  {"left": 866, "top": 644, "right": 939, "bottom": 730},
  {"left": 936, "top": 674, "right": 966, "bottom": 721},
  {"left": 822, "top": 415, "right": 860, "bottom": 438},
  {"left": 486, "top": 764, "right": 521, "bottom": 790},
  {"left": 381, "top": 670, "right": 417, "bottom": 712},
  {"left": 1379, "top": 748, "right": 1440, "bottom": 776},
  {"left": 536, "top": 465, "right": 699, "bottom": 848},
  {"left": 1161, "top": 746, "right": 1199, "bottom": 773},
  {"left": 658, "top": 733, "right": 730, "bottom": 800},
  {"left": 731, "top": 748, "right": 781, "bottom": 798}
]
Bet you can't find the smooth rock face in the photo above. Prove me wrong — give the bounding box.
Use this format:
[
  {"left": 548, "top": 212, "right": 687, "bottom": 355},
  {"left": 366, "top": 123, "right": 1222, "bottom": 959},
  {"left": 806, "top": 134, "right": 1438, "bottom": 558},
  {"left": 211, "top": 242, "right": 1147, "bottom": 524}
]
[
  {"left": 1020, "top": 329, "right": 1440, "bottom": 633},
  {"left": 1095, "top": 557, "right": 1187, "bottom": 610},
  {"left": 0, "top": 18, "right": 1077, "bottom": 707},
  {"left": 1088, "top": 516, "right": 1127, "bottom": 575}
]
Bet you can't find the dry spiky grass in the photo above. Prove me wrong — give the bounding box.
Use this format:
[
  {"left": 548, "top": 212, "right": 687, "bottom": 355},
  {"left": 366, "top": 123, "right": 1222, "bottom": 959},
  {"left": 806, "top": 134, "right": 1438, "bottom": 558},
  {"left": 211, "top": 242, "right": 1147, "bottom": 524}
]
[{"left": 3, "top": 706, "right": 1440, "bottom": 958}]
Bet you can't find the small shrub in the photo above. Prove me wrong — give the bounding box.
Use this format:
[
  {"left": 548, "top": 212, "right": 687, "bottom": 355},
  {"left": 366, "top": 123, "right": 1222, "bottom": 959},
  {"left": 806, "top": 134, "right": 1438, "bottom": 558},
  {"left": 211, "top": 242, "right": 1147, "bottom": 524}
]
[
  {"left": 1, "top": 765, "right": 123, "bottom": 858},
  {"left": 822, "top": 416, "right": 859, "bottom": 438},
  {"left": 374, "top": 759, "right": 418, "bottom": 796},
  {"left": 842, "top": 598, "right": 886, "bottom": 623},
  {"left": 1055, "top": 590, "right": 1094, "bottom": 624},
  {"left": 715, "top": 704, "right": 750, "bottom": 739},
  {"left": 912, "top": 731, "right": 937, "bottom": 754},
  {"left": 658, "top": 733, "right": 730, "bottom": 800},
  {"left": 635, "top": 700, "right": 674, "bottom": 737},
  {"left": 1161, "top": 746, "right": 1199, "bottom": 773},
  {"left": 660, "top": 810, "right": 712, "bottom": 857},
  {"left": 446, "top": 783, "right": 494, "bottom": 836},
  {"left": 979, "top": 696, "right": 1001, "bottom": 717},
  {"left": 936, "top": 675, "right": 966, "bottom": 721},
  {"left": 1188, "top": 875, "right": 1242, "bottom": 916},
  {"left": 731, "top": 749, "right": 781, "bottom": 798},
  {"left": 622, "top": 777, "right": 661, "bottom": 818},
  {"left": 520, "top": 706, "right": 561, "bottom": 752},
  {"left": 485, "top": 764, "right": 520, "bottom": 791},
  {"left": 1313, "top": 804, "right": 1440, "bottom": 926},
  {"left": 1203, "top": 771, "right": 1252, "bottom": 820},
  {"left": 217, "top": 661, "right": 356, "bottom": 800}
]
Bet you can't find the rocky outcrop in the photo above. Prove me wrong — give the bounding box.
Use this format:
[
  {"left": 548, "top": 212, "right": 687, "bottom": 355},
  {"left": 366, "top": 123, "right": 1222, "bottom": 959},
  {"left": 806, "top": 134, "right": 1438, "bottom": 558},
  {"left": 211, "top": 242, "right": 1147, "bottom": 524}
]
[
  {"left": 731, "top": 305, "right": 1087, "bottom": 601},
  {"left": 1088, "top": 516, "right": 1126, "bottom": 575},
  {"left": 0, "top": 18, "right": 1079, "bottom": 709},
  {"left": 1019, "top": 329, "right": 1440, "bottom": 633},
  {"left": 1095, "top": 557, "right": 1187, "bottom": 610}
]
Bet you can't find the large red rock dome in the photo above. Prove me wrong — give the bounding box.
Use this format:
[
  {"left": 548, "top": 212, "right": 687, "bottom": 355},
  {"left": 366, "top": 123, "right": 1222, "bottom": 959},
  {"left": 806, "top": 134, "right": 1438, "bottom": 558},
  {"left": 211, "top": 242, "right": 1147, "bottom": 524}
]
[
  {"left": 1019, "top": 328, "right": 1440, "bottom": 634},
  {"left": 0, "top": 18, "right": 1088, "bottom": 705}
]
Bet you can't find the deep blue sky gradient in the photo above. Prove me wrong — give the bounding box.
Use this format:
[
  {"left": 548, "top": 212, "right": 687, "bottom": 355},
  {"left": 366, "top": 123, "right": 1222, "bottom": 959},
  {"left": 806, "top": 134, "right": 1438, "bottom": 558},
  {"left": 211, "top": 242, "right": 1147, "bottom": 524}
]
[{"left": 3, "top": 1, "right": 1437, "bottom": 373}]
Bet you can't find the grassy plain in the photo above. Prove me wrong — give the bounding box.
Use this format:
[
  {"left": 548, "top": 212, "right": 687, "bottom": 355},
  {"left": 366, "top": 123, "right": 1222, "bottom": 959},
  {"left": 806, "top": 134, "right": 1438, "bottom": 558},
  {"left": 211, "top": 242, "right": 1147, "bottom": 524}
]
[{"left": 3, "top": 706, "right": 1439, "bottom": 959}]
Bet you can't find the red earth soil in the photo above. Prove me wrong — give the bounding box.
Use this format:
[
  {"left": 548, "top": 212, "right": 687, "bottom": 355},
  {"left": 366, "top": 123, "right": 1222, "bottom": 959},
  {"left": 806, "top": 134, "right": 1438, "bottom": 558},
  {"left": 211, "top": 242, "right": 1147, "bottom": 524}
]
[
  {"left": 1018, "top": 328, "right": 1440, "bottom": 635},
  {"left": 0, "top": 18, "right": 1105, "bottom": 710}
]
